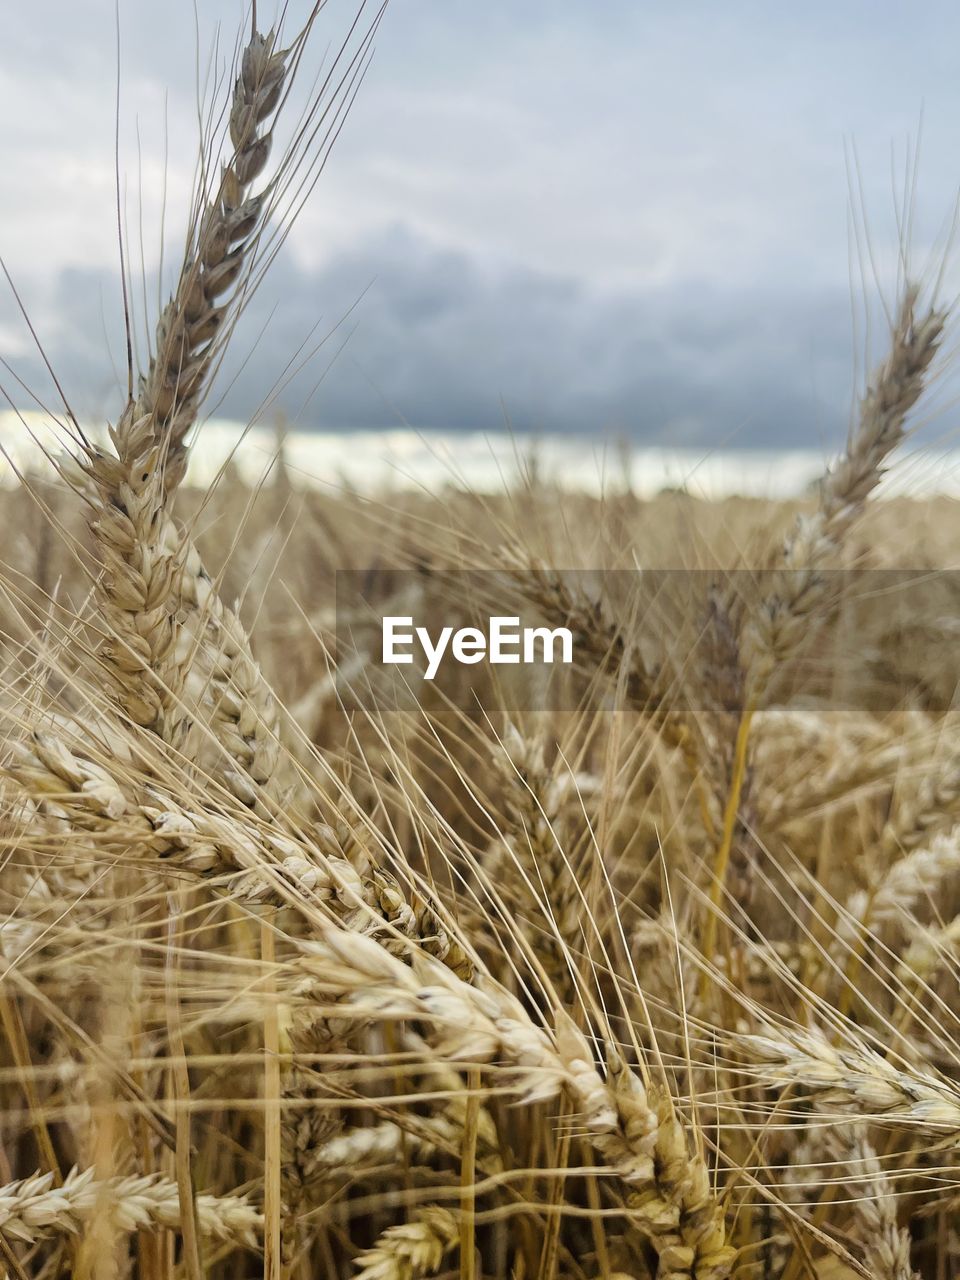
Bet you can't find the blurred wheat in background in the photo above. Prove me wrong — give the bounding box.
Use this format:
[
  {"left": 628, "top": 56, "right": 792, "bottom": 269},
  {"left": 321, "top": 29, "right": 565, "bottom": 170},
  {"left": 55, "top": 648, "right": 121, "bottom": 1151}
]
[{"left": 4, "top": 4, "right": 960, "bottom": 1279}]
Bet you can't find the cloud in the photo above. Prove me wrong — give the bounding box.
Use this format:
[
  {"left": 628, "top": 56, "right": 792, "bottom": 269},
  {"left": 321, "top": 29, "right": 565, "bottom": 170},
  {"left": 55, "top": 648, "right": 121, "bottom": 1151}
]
[
  {"left": 2, "top": 222, "right": 875, "bottom": 448},
  {"left": 4, "top": 2, "right": 960, "bottom": 449}
]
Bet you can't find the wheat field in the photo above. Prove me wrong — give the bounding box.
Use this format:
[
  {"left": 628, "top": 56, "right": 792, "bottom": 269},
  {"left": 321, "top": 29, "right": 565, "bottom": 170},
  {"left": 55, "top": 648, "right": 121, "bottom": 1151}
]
[{"left": 2, "top": 5, "right": 960, "bottom": 1280}]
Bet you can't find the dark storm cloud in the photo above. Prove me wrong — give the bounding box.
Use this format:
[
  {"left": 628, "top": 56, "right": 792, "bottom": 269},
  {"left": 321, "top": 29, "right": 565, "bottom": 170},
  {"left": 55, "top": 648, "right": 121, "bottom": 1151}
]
[{"left": 4, "top": 224, "right": 860, "bottom": 447}]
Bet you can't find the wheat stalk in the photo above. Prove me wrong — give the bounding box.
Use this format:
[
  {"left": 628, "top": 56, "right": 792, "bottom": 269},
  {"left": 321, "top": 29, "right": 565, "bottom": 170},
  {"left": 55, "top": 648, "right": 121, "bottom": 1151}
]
[{"left": 556, "top": 1016, "right": 733, "bottom": 1280}]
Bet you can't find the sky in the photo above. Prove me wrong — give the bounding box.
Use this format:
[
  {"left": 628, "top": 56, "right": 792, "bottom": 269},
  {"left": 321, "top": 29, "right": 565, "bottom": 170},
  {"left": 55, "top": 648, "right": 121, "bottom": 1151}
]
[{"left": 3, "top": 0, "right": 960, "bottom": 447}]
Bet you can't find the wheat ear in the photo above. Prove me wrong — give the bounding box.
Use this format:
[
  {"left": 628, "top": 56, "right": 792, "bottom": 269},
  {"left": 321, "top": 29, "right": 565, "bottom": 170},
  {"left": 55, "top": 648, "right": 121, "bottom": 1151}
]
[
  {"left": 84, "top": 24, "right": 290, "bottom": 718},
  {"left": 173, "top": 531, "right": 283, "bottom": 809},
  {"left": 556, "top": 1016, "right": 733, "bottom": 1280},
  {"left": 294, "top": 930, "right": 734, "bottom": 1280},
  {"left": 488, "top": 725, "right": 590, "bottom": 990},
  {"left": 899, "top": 914, "right": 960, "bottom": 980},
  {"left": 741, "top": 1025, "right": 960, "bottom": 1141},
  {"left": 137, "top": 30, "right": 287, "bottom": 492},
  {"left": 6, "top": 729, "right": 472, "bottom": 979},
  {"left": 882, "top": 749, "right": 960, "bottom": 855},
  {"left": 742, "top": 285, "right": 945, "bottom": 696},
  {"left": 843, "top": 824, "right": 960, "bottom": 938},
  {"left": 353, "top": 1206, "right": 460, "bottom": 1280},
  {"left": 830, "top": 1126, "right": 918, "bottom": 1280},
  {"left": 0, "top": 1167, "right": 261, "bottom": 1248},
  {"left": 295, "top": 1117, "right": 464, "bottom": 1183},
  {"left": 705, "top": 287, "right": 946, "bottom": 961}
]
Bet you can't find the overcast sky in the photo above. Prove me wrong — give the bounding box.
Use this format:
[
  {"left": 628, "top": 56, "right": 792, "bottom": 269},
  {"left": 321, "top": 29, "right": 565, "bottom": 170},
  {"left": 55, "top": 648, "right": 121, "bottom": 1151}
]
[{"left": 3, "top": 0, "right": 960, "bottom": 446}]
